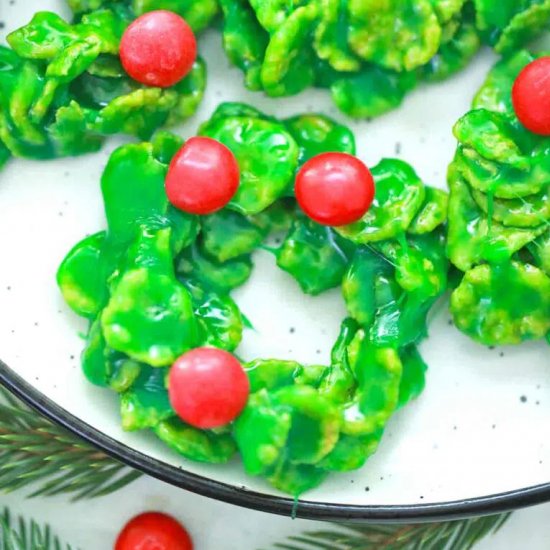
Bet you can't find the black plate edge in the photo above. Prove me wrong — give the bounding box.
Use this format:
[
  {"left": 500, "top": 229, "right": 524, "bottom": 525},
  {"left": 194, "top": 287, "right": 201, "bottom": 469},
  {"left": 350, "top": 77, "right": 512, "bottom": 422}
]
[{"left": 1, "top": 359, "right": 549, "bottom": 523}]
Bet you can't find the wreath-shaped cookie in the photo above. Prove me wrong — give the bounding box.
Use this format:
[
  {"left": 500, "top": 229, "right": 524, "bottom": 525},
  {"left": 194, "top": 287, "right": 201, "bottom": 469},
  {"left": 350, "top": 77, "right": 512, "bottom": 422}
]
[
  {"left": 57, "top": 103, "right": 448, "bottom": 494},
  {"left": 448, "top": 51, "right": 550, "bottom": 345}
]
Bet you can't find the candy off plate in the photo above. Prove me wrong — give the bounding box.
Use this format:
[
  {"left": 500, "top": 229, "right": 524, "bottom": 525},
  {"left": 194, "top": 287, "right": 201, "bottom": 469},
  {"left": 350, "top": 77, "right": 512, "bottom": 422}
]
[{"left": 0, "top": 0, "right": 549, "bottom": 522}]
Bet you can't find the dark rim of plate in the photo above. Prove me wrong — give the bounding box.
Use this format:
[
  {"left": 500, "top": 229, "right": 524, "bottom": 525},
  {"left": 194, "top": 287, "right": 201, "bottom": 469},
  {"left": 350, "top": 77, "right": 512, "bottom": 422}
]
[{"left": 1, "top": 359, "right": 549, "bottom": 522}]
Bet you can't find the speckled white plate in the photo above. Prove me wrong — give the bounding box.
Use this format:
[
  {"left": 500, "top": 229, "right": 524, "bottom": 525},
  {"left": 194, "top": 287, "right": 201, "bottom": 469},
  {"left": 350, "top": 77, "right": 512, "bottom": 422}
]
[{"left": 1, "top": 0, "right": 549, "bottom": 522}]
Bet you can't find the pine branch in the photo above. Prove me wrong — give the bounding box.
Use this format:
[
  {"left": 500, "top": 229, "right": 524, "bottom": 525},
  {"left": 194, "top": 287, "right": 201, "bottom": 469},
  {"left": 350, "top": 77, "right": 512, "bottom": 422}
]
[
  {"left": 0, "top": 387, "right": 141, "bottom": 500},
  {"left": 0, "top": 507, "right": 76, "bottom": 550},
  {"left": 269, "top": 513, "right": 511, "bottom": 550}
]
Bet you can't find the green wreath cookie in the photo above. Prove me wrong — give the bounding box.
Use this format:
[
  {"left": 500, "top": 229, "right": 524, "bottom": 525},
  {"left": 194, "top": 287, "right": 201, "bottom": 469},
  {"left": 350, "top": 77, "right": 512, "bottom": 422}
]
[
  {"left": 448, "top": 52, "right": 550, "bottom": 346},
  {"left": 0, "top": 1, "right": 214, "bottom": 163},
  {"left": 57, "top": 103, "right": 448, "bottom": 495}
]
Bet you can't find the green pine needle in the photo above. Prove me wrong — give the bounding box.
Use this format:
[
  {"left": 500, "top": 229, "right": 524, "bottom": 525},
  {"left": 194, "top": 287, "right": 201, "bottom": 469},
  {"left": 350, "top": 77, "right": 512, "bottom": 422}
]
[
  {"left": 269, "top": 513, "right": 511, "bottom": 550},
  {"left": 0, "top": 388, "right": 141, "bottom": 500},
  {"left": 0, "top": 387, "right": 513, "bottom": 550},
  {"left": 0, "top": 507, "right": 76, "bottom": 550}
]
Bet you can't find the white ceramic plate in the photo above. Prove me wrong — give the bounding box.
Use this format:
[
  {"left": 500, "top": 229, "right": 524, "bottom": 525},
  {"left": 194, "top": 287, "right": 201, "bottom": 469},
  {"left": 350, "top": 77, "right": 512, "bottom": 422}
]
[{"left": 1, "top": 0, "right": 549, "bottom": 522}]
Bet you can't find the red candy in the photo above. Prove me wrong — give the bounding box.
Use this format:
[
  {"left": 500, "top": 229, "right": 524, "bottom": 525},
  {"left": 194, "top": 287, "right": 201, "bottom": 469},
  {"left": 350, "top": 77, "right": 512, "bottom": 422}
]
[
  {"left": 295, "top": 152, "right": 375, "bottom": 226},
  {"left": 512, "top": 57, "right": 550, "bottom": 136},
  {"left": 165, "top": 137, "right": 240, "bottom": 215},
  {"left": 169, "top": 348, "right": 249, "bottom": 429},
  {"left": 120, "top": 10, "right": 197, "bottom": 88},
  {"left": 115, "top": 512, "right": 193, "bottom": 550}
]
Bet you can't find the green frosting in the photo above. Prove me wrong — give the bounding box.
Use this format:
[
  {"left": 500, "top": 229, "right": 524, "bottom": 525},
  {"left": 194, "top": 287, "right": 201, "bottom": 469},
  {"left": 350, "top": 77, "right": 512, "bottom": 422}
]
[
  {"left": 58, "top": 103, "right": 447, "bottom": 495},
  {"left": 448, "top": 52, "right": 550, "bottom": 345}
]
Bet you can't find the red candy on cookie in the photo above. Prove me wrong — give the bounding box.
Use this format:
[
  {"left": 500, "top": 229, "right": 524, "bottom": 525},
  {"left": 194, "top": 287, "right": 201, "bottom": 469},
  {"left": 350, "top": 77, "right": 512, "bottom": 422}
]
[{"left": 120, "top": 10, "right": 197, "bottom": 88}]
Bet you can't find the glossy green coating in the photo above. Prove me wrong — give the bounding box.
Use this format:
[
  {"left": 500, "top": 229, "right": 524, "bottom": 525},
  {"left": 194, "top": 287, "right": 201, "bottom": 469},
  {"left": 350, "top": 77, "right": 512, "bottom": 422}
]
[
  {"left": 101, "top": 142, "right": 197, "bottom": 250},
  {"left": 177, "top": 244, "right": 253, "bottom": 293},
  {"left": 57, "top": 231, "right": 109, "bottom": 319},
  {"left": 199, "top": 114, "right": 299, "bottom": 215},
  {"left": 120, "top": 367, "right": 173, "bottom": 430},
  {"left": 183, "top": 280, "right": 244, "bottom": 352},
  {"left": 133, "top": 0, "right": 218, "bottom": 32},
  {"left": 0, "top": 6, "right": 206, "bottom": 161},
  {"left": 273, "top": 385, "right": 340, "bottom": 465},
  {"left": 251, "top": 199, "right": 296, "bottom": 235},
  {"left": 398, "top": 345, "right": 428, "bottom": 407},
  {"left": 347, "top": 0, "right": 441, "bottom": 72},
  {"left": 60, "top": 103, "right": 446, "bottom": 495},
  {"left": 473, "top": 50, "right": 536, "bottom": 113},
  {"left": 215, "top": 0, "right": 517, "bottom": 119},
  {"left": 313, "top": 0, "right": 361, "bottom": 73},
  {"left": 318, "top": 319, "right": 358, "bottom": 404},
  {"left": 423, "top": 18, "right": 480, "bottom": 82},
  {"left": 284, "top": 114, "right": 356, "bottom": 165},
  {"left": 431, "top": 0, "right": 467, "bottom": 24},
  {"left": 336, "top": 159, "right": 426, "bottom": 243},
  {"left": 234, "top": 389, "right": 292, "bottom": 476},
  {"left": 448, "top": 52, "right": 550, "bottom": 346},
  {"left": 0, "top": 142, "right": 10, "bottom": 168},
  {"left": 474, "top": 0, "right": 550, "bottom": 53},
  {"left": 342, "top": 247, "right": 396, "bottom": 327},
  {"left": 409, "top": 186, "right": 449, "bottom": 234},
  {"left": 155, "top": 418, "right": 236, "bottom": 464},
  {"left": 68, "top": 0, "right": 218, "bottom": 32},
  {"left": 318, "top": 432, "right": 381, "bottom": 472},
  {"left": 267, "top": 461, "right": 328, "bottom": 495},
  {"left": 201, "top": 209, "right": 268, "bottom": 263},
  {"left": 375, "top": 230, "right": 448, "bottom": 300},
  {"left": 451, "top": 262, "right": 550, "bottom": 345},
  {"left": 81, "top": 319, "right": 112, "bottom": 387},
  {"left": 101, "top": 227, "right": 198, "bottom": 367},
  {"left": 330, "top": 65, "right": 417, "bottom": 119},
  {"left": 446, "top": 174, "right": 544, "bottom": 272},
  {"left": 234, "top": 384, "right": 340, "bottom": 488},
  {"left": 277, "top": 215, "right": 355, "bottom": 295},
  {"left": 471, "top": 187, "right": 549, "bottom": 229},
  {"left": 453, "top": 110, "right": 550, "bottom": 199},
  {"left": 109, "top": 357, "right": 142, "bottom": 393},
  {"left": 151, "top": 130, "right": 183, "bottom": 165},
  {"left": 344, "top": 332, "right": 402, "bottom": 435},
  {"left": 219, "top": 0, "right": 268, "bottom": 91},
  {"left": 528, "top": 231, "right": 550, "bottom": 277},
  {"left": 260, "top": 4, "right": 318, "bottom": 97},
  {"left": 245, "top": 359, "right": 305, "bottom": 394}
]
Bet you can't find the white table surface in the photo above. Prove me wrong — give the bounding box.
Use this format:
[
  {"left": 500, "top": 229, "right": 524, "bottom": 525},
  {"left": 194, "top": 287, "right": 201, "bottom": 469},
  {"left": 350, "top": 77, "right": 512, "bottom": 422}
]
[{"left": 1, "top": 476, "right": 550, "bottom": 549}]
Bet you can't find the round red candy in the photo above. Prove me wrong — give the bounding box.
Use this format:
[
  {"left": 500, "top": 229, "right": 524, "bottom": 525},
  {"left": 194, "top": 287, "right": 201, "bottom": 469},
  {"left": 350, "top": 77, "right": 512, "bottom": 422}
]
[
  {"left": 120, "top": 10, "right": 197, "bottom": 88},
  {"left": 512, "top": 57, "right": 550, "bottom": 136},
  {"left": 115, "top": 512, "right": 193, "bottom": 550},
  {"left": 169, "top": 348, "right": 249, "bottom": 429},
  {"left": 166, "top": 137, "right": 240, "bottom": 215},
  {"left": 295, "top": 152, "right": 375, "bottom": 226}
]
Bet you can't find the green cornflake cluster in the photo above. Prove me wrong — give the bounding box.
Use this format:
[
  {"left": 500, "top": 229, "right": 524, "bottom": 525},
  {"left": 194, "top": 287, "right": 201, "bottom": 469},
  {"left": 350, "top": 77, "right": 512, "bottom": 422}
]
[
  {"left": 67, "top": 0, "right": 218, "bottom": 32},
  {"left": 57, "top": 103, "right": 448, "bottom": 495},
  {"left": 448, "top": 51, "right": 550, "bottom": 346},
  {"left": 219, "top": 0, "right": 481, "bottom": 118},
  {"left": 0, "top": 2, "right": 214, "bottom": 164},
  {"left": 217, "top": 1, "right": 550, "bottom": 119},
  {"left": 473, "top": 0, "right": 550, "bottom": 54}
]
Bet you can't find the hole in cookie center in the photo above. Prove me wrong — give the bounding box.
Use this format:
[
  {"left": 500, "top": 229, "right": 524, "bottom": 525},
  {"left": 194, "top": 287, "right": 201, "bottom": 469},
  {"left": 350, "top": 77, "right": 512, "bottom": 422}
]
[{"left": 233, "top": 248, "right": 347, "bottom": 365}]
